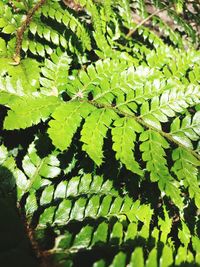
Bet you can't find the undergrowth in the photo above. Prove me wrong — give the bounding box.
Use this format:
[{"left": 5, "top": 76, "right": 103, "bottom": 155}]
[{"left": 0, "top": 0, "right": 200, "bottom": 266}]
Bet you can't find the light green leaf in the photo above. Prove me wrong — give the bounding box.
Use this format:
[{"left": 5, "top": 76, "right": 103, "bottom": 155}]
[
  {"left": 130, "top": 247, "right": 144, "bottom": 267},
  {"left": 81, "top": 108, "right": 119, "bottom": 165},
  {"left": 112, "top": 117, "right": 143, "bottom": 175},
  {"left": 4, "top": 96, "right": 61, "bottom": 130},
  {"left": 110, "top": 222, "right": 123, "bottom": 245},
  {"left": 73, "top": 225, "right": 93, "bottom": 249},
  {"left": 2, "top": 24, "right": 15, "bottom": 34},
  {"left": 146, "top": 248, "right": 157, "bottom": 267},
  {"left": 48, "top": 102, "right": 95, "bottom": 151},
  {"left": 110, "top": 252, "right": 126, "bottom": 267},
  {"left": 160, "top": 246, "right": 173, "bottom": 267},
  {"left": 178, "top": 221, "right": 191, "bottom": 247},
  {"left": 92, "top": 222, "right": 108, "bottom": 246}
]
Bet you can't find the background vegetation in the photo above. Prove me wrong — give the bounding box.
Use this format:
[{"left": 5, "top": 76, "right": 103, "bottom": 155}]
[{"left": 0, "top": 0, "right": 200, "bottom": 266}]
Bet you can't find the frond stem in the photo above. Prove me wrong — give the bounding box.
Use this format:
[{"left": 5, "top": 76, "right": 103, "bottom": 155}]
[
  {"left": 82, "top": 99, "right": 200, "bottom": 161},
  {"left": 13, "top": 0, "right": 46, "bottom": 64},
  {"left": 126, "top": 6, "right": 169, "bottom": 38}
]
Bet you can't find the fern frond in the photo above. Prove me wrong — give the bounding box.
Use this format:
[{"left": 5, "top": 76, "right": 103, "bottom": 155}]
[
  {"left": 2, "top": 53, "right": 199, "bottom": 208},
  {"left": 41, "top": 1, "right": 91, "bottom": 51},
  {"left": 0, "top": 144, "right": 28, "bottom": 199},
  {"left": 80, "top": 108, "right": 119, "bottom": 165},
  {"left": 22, "top": 37, "right": 54, "bottom": 57},
  {"left": 103, "top": 0, "right": 112, "bottom": 22},
  {"left": 91, "top": 243, "right": 197, "bottom": 267},
  {"left": 13, "top": 139, "right": 199, "bottom": 266},
  {"left": 168, "top": 8, "right": 196, "bottom": 43},
  {"left": 112, "top": 117, "right": 143, "bottom": 175},
  {"left": 170, "top": 111, "right": 200, "bottom": 149},
  {"left": 3, "top": 95, "right": 61, "bottom": 130},
  {"left": 133, "top": 0, "right": 148, "bottom": 18},
  {"left": 151, "top": 0, "right": 197, "bottom": 44},
  {"left": 48, "top": 101, "right": 95, "bottom": 150},
  {"left": 40, "top": 51, "right": 71, "bottom": 95},
  {"left": 54, "top": 174, "right": 118, "bottom": 200},
  {"left": 172, "top": 147, "right": 200, "bottom": 208},
  {"left": 66, "top": 61, "right": 166, "bottom": 108},
  {"left": 36, "top": 176, "right": 153, "bottom": 235},
  {"left": 0, "top": 1, "right": 200, "bottom": 265},
  {"left": 85, "top": 0, "right": 115, "bottom": 57},
  {"left": 140, "top": 85, "right": 200, "bottom": 130},
  {"left": 66, "top": 58, "right": 130, "bottom": 100},
  {"left": 136, "top": 26, "right": 164, "bottom": 48},
  {"left": 22, "top": 141, "right": 60, "bottom": 192},
  {"left": 140, "top": 129, "right": 184, "bottom": 208},
  {"left": 158, "top": 205, "right": 172, "bottom": 243},
  {"left": 0, "top": 91, "right": 21, "bottom": 106},
  {"left": 29, "top": 19, "right": 68, "bottom": 48},
  {"left": 151, "top": 16, "right": 184, "bottom": 47},
  {"left": 0, "top": 57, "right": 40, "bottom": 94},
  {"left": 0, "top": 2, "right": 20, "bottom": 34},
  {"left": 117, "top": 0, "right": 134, "bottom": 28}
]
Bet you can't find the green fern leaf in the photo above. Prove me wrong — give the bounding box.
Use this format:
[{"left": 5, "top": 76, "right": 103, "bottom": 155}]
[
  {"left": 158, "top": 205, "right": 172, "bottom": 243},
  {"left": 22, "top": 141, "right": 60, "bottom": 192},
  {"left": 4, "top": 96, "right": 61, "bottom": 130},
  {"left": 0, "top": 144, "right": 28, "bottom": 199},
  {"left": 112, "top": 117, "right": 143, "bottom": 175},
  {"left": 145, "top": 248, "right": 157, "bottom": 267},
  {"left": 130, "top": 247, "right": 144, "bottom": 267},
  {"left": 0, "top": 57, "right": 40, "bottom": 94},
  {"left": 140, "top": 86, "right": 200, "bottom": 128},
  {"left": 140, "top": 130, "right": 183, "bottom": 208},
  {"left": 170, "top": 111, "right": 200, "bottom": 149},
  {"left": 110, "top": 252, "right": 126, "bottom": 266},
  {"left": 41, "top": 1, "right": 91, "bottom": 51},
  {"left": 48, "top": 101, "right": 95, "bottom": 151},
  {"left": 117, "top": 0, "right": 133, "bottom": 28},
  {"left": 81, "top": 108, "right": 119, "bottom": 165},
  {"left": 140, "top": 130, "right": 169, "bottom": 182},
  {"left": 172, "top": 147, "right": 200, "bottom": 208},
  {"left": 134, "top": 0, "right": 148, "bottom": 18},
  {"left": 0, "top": 37, "right": 7, "bottom": 56},
  {"left": 0, "top": 92, "right": 20, "bottom": 106},
  {"left": 159, "top": 245, "right": 174, "bottom": 267},
  {"left": 178, "top": 220, "right": 191, "bottom": 248},
  {"left": 0, "top": 3, "right": 19, "bottom": 34},
  {"left": 29, "top": 20, "right": 67, "bottom": 48},
  {"left": 40, "top": 51, "right": 71, "bottom": 95}
]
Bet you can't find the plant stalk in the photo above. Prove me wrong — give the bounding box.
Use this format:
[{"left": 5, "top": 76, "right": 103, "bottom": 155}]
[
  {"left": 79, "top": 99, "right": 200, "bottom": 161},
  {"left": 126, "top": 6, "right": 169, "bottom": 38},
  {"left": 13, "top": 0, "right": 46, "bottom": 64}
]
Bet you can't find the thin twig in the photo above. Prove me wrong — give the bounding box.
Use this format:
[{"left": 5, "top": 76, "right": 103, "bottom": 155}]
[
  {"left": 78, "top": 99, "right": 200, "bottom": 161},
  {"left": 126, "top": 6, "right": 169, "bottom": 38},
  {"left": 13, "top": 0, "right": 46, "bottom": 64}
]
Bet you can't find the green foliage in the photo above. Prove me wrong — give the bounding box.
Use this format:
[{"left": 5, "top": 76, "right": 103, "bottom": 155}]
[
  {"left": 0, "top": 0, "right": 200, "bottom": 266},
  {"left": 4, "top": 95, "right": 61, "bottom": 129},
  {"left": 40, "top": 51, "right": 72, "bottom": 95},
  {"left": 48, "top": 101, "right": 95, "bottom": 150},
  {"left": 112, "top": 117, "right": 143, "bottom": 175}
]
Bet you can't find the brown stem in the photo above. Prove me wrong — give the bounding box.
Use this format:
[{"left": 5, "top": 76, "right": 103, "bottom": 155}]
[
  {"left": 13, "top": 0, "right": 46, "bottom": 64},
  {"left": 77, "top": 99, "right": 200, "bottom": 161},
  {"left": 126, "top": 6, "right": 169, "bottom": 38}
]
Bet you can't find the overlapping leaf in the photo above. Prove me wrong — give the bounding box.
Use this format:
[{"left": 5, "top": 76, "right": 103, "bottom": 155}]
[
  {"left": 48, "top": 101, "right": 95, "bottom": 150},
  {"left": 3, "top": 95, "right": 61, "bottom": 130}
]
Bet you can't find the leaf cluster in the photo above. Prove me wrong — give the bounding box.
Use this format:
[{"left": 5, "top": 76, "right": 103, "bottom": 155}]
[{"left": 0, "top": 0, "right": 200, "bottom": 266}]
